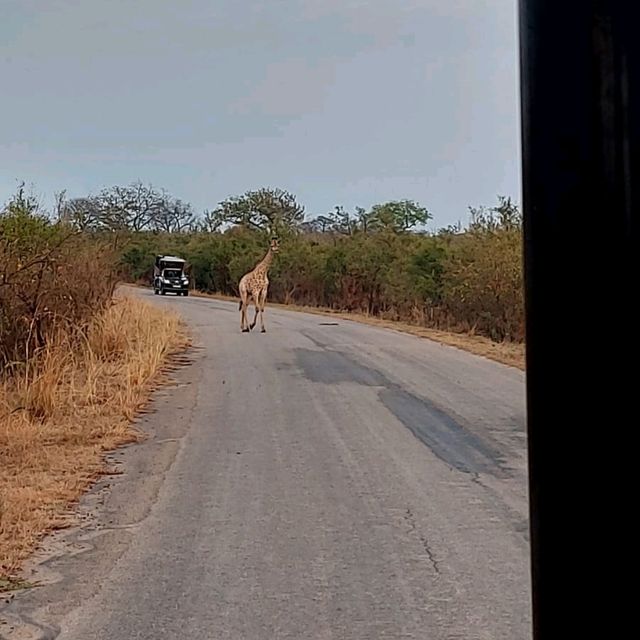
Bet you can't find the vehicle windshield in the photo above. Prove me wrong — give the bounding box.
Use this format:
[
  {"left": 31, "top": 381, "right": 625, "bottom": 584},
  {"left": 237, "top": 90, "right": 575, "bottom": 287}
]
[{"left": 163, "top": 269, "right": 182, "bottom": 278}]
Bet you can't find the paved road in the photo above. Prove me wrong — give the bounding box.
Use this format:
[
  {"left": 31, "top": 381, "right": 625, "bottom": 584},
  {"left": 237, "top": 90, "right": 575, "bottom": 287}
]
[{"left": 2, "top": 289, "right": 531, "bottom": 639}]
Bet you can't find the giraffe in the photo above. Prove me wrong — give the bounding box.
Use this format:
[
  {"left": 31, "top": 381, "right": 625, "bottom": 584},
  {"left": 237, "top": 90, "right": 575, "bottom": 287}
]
[{"left": 238, "top": 237, "right": 279, "bottom": 333}]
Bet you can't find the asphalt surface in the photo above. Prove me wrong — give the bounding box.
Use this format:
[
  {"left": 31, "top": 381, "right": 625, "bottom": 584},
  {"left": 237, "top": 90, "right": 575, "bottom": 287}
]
[{"left": 1, "top": 288, "right": 531, "bottom": 639}]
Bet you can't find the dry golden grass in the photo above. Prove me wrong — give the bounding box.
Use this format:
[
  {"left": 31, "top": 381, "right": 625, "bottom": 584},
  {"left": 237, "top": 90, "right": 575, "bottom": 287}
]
[
  {"left": 0, "top": 295, "right": 188, "bottom": 579},
  {"left": 181, "top": 289, "right": 525, "bottom": 370}
]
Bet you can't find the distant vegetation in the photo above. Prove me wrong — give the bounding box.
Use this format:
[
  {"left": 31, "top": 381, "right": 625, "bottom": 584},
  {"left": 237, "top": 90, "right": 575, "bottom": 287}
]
[{"left": 2, "top": 182, "right": 524, "bottom": 343}]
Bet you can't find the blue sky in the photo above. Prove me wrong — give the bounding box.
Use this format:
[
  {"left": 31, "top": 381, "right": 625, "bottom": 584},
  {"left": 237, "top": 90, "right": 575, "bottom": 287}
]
[{"left": 0, "top": 0, "right": 521, "bottom": 228}]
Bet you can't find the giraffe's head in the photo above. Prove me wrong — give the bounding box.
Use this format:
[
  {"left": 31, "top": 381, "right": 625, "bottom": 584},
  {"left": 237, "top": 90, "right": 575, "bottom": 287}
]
[{"left": 270, "top": 236, "right": 280, "bottom": 253}]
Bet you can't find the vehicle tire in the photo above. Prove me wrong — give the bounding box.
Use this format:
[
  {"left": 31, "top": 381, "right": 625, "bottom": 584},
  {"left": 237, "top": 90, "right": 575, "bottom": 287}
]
[
  {"left": 154, "top": 288, "right": 159, "bottom": 295},
  {"left": 160, "top": 287, "right": 166, "bottom": 295},
  {"left": 184, "top": 291, "right": 189, "bottom": 297}
]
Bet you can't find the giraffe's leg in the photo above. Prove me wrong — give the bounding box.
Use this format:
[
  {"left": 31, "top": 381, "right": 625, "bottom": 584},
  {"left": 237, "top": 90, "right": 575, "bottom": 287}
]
[
  {"left": 259, "top": 288, "right": 268, "bottom": 333},
  {"left": 240, "top": 289, "right": 250, "bottom": 332},
  {"left": 249, "top": 290, "right": 260, "bottom": 330},
  {"left": 241, "top": 304, "right": 249, "bottom": 332}
]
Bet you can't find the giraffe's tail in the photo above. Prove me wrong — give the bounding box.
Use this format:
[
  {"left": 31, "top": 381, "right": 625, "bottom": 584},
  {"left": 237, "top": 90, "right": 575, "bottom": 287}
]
[{"left": 239, "top": 299, "right": 243, "bottom": 311}]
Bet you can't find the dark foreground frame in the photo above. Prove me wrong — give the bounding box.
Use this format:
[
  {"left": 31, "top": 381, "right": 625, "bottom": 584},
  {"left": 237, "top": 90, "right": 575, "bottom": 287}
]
[{"left": 519, "top": 1, "right": 635, "bottom": 637}]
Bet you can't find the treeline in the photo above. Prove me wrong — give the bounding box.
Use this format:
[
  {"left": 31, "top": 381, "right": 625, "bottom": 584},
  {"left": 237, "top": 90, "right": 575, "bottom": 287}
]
[{"left": 56, "top": 183, "right": 432, "bottom": 236}]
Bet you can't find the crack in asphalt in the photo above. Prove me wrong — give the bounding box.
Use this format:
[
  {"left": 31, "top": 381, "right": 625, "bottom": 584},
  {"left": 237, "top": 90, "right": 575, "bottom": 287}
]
[{"left": 404, "top": 508, "right": 441, "bottom": 575}]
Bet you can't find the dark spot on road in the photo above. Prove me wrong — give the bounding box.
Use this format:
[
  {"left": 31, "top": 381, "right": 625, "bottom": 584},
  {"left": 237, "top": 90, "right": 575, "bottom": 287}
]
[
  {"left": 380, "top": 388, "right": 508, "bottom": 477},
  {"left": 294, "top": 348, "right": 509, "bottom": 477},
  {"left": 295, "top": 349, "right": 387, "bottom": 387}
]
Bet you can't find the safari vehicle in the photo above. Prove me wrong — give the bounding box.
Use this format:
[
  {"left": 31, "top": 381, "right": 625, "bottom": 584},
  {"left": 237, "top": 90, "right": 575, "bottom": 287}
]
[{"left": 153, "top": 255, "right": 190, "bottom": 296}]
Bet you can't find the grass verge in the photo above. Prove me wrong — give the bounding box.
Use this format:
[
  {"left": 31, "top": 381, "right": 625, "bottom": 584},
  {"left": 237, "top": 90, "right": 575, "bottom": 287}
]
[{"left": 0, "top": 295, "right": 188, "bottom": 581}]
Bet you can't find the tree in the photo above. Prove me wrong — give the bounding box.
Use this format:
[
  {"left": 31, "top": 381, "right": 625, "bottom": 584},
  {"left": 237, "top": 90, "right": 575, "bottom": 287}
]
[
  {"left": 331, "top": 206, "right": 359, "bottom": 236},
  {"left": 301, "top": 214, "right": 335, "bottom": 233},
  {"left": 59, "top": 182, "right": 199, "bottom": 233},
  {"left": 355, "top": 206, "right": 376, "bottom": 234},
  {"left": 493, "top": 196, "right": 521, "bottom": 231},
  {"left": 151, "top": 198, "right": 195, "bottom": 233},
  {"left": 307, "top": 206, "right": 364, "bottom": 235},
  {"left": 2, "top": 182, "right": 41, "bottom": 218},
  {"left": 212, "top": 187, "right": 305, "bottom": 235},
  {"left": 60, "top": 196, "right": 103, "bottom": 230},
  {"left": 468, "top": 196, "right": 521, "bottom": 233},
  {"left": 369, "top": 200, "right": 431, "bottom": 233},
  {"left": 198, "top": 209, "right": 223, "bottom": 233},
  {"left": 60, "top": 183, "right": 164, "bottom": 231},
  {"left": 53, "top": 190, "right": 67, "bottom": 221},
  {"left": 308, "top": 201, "right": 430, "bottom": 235},
  {"left": 95, "top": 182, "right": 167, "bottom": 231}
]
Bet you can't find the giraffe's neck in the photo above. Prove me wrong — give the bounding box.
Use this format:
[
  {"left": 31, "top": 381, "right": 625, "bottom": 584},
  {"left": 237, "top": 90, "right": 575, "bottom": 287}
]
[{"left": 254, "top": 248, "right": 273, "bottom": 274}]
